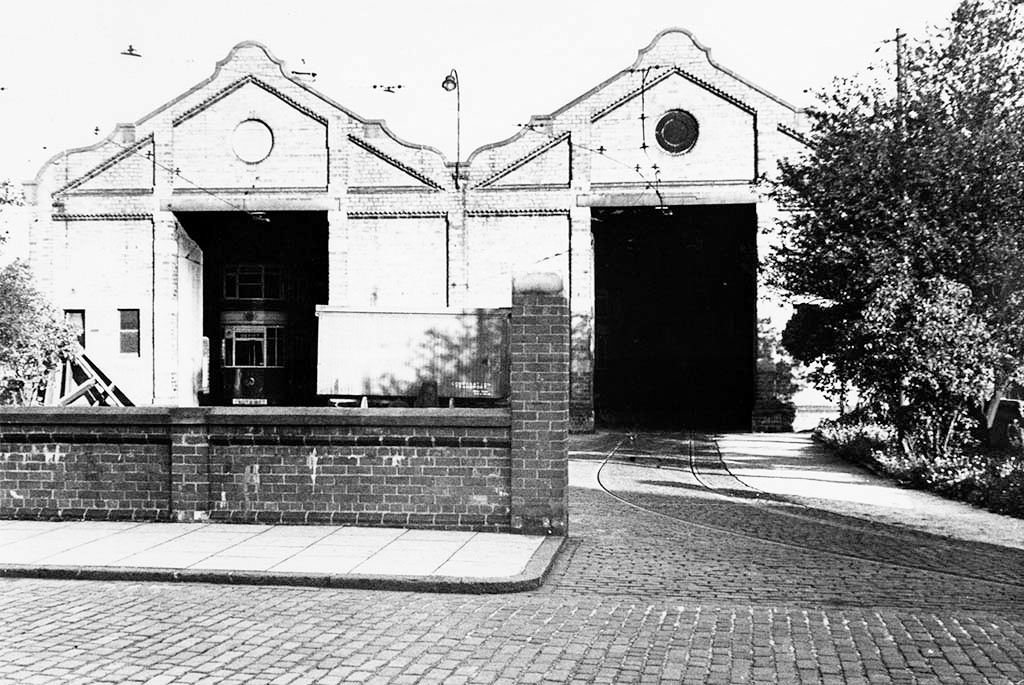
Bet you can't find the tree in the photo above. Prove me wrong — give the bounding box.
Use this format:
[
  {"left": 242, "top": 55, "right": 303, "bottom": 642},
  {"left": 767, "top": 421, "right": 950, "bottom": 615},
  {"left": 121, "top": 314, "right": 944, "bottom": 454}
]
[
  {"left": 0, "top": 180, "right": 77, "bottom": 405},
  {"left": 860, "top": 267, "right": 996, "bottom": 457},
  {"left": 766, "top": 0, "right": 1024, "bottom": 457},
  {"left": 0, "top": 261, "right": 77, "bottom": 405}
]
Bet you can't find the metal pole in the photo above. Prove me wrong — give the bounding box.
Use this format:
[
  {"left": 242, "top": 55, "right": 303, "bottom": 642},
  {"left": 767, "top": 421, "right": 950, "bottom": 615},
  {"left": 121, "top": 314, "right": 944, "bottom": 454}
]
[
  {"left": 455, "top": 78, "right": 461, "bottom": 188},
  {"left": 442, "top": 69, "right": 461, "bottom": 187}
]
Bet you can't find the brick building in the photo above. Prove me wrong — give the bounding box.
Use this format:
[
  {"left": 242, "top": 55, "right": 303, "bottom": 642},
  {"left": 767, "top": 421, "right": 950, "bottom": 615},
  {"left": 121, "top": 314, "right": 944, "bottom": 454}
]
[{"left": 26, "top": 28, "right": 810, "bottom": 432}]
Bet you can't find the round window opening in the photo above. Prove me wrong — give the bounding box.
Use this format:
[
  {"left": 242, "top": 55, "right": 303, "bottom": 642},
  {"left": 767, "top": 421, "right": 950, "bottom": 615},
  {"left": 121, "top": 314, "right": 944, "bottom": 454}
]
[
  {"left": 655, "top": 110, "right": 699, "bottom": 154},
  {"left": 232, "top": 119, "right": 274, "bottom": 163}
]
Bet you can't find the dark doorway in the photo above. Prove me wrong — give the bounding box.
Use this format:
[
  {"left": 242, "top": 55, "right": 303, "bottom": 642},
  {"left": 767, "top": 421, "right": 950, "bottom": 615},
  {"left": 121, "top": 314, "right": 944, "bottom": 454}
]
[
  {"left": 177, "top": 211, "right": 329, "bottom": 406},
  {"left": 592, "top": 205, "right": 756, "bottom": 430}
]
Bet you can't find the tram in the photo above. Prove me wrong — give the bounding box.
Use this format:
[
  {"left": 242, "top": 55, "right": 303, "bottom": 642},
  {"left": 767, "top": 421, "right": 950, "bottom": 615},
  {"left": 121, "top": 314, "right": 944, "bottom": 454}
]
[{"left": 218, "top": 264, "right": 293, "bottom": 406}]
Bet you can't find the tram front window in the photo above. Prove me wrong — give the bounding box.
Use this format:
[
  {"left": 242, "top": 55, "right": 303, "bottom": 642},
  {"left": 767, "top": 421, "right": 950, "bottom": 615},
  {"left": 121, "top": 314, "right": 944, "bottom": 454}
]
[
  {"left": 223, "top": 327, "right": 284, "bottom": 368},
  {"left": 232, "top": 332, "right": 264, "bottom": 366}
]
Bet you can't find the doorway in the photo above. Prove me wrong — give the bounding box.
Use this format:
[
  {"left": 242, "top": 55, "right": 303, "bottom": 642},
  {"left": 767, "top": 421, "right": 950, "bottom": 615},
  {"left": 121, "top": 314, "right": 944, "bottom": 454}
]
[
  {"left": 592, "top": 205, "right": 756, "bottom": 430},
  {"left": 178, "top": 211, "right": 328, "bottom": 406}
]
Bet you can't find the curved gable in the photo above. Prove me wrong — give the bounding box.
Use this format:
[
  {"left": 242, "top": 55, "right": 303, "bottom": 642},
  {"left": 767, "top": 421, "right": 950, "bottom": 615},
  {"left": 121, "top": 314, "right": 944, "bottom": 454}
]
[{"left": 466, "top": 28, "right": 810, "bottom": 194}]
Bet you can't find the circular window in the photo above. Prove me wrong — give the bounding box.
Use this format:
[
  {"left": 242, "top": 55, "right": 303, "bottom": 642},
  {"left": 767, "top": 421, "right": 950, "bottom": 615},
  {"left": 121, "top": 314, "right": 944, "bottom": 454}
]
[
  {"left": 232, "top": 119, "right": 274, "bottom": 163},
  {"left": 655, "top": 110, "right": 699, "bottom": 154}
]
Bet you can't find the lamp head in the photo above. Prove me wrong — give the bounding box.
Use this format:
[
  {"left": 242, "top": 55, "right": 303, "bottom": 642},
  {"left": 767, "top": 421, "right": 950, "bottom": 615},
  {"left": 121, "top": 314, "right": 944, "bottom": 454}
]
[{"left": 441, "top": 69, "right": 458, "bottom": 92}]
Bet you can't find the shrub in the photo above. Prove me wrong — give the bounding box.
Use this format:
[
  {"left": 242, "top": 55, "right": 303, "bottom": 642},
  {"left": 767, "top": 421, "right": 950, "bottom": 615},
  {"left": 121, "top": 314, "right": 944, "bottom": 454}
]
[
  {"left": 814, "top": 413, "right": 894, "bottom": 464},
  {"left": 816, "top": 412, "right": 1024, "bottom": 518}
]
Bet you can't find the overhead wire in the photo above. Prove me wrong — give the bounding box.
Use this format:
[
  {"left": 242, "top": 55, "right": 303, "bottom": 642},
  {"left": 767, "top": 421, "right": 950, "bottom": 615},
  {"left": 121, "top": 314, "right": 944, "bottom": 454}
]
[
  {"left": 61, "top": 57, "right": 679, "bottom": 248},
  {"left": 94, "top": 136, "right": 260, "bottom": 218},
  {"left": 514, "top": 64, "right": 675, "bottom": 209},
  {"left": 515, "top": 121, "right": 668, "bottom": 209}
]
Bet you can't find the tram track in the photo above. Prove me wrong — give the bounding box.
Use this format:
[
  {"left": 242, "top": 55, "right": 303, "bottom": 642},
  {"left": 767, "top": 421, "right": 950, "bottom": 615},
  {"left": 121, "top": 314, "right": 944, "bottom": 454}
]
[{"left": 593, "top": 432, "right": 1024, "bottom": 590}]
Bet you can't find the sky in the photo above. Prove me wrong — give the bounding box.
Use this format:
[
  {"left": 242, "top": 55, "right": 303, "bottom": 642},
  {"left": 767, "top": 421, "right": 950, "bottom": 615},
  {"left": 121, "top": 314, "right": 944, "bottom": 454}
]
[{"left": 0, "top": 0, "right": 964, "bottom": 188}]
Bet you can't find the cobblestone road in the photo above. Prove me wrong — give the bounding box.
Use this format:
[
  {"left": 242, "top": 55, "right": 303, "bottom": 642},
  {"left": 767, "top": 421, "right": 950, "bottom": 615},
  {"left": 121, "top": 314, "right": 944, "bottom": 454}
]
[{"left": 1, "top": 452, "right": 1023, "bottom": 684}]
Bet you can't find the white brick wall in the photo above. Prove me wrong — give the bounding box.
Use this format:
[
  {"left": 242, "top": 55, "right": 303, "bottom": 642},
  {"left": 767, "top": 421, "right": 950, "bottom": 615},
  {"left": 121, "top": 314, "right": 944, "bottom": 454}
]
[
  {"left": 174, "top": 82, "right": 328, "bottom": 191},
  {"left": 49, "top": 218, "right": 155, "bottom": 404},
  {"left": 341, "top": 218, "right": 447, "bottom": 308},
  {"left": 464, "top": 216, "right": 570, "bottom": 307},
  {"left": 589, "top": 74, "right": 756, "bottom": 185}
]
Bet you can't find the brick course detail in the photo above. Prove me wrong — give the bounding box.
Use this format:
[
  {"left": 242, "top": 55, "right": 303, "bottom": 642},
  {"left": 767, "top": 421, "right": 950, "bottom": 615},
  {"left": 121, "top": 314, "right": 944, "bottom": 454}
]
[
  {"left": 0, "top": 408, "right": 512, "bottom": 531},
  {"left": 0, "top": 275, "right": 569, "bottom": 533}
]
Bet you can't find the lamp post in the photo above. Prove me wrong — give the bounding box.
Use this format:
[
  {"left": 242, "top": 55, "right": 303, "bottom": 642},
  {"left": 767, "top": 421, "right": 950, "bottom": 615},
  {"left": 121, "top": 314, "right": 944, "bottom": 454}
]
[{"left": 441, "top": 68, "right": 460, "bottom": 188}]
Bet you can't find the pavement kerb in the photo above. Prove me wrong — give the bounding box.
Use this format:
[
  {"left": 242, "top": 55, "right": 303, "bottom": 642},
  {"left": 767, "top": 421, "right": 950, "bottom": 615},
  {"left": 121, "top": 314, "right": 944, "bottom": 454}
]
[{"left": 0, "top": 535, "right": 566, "bottom": 594}]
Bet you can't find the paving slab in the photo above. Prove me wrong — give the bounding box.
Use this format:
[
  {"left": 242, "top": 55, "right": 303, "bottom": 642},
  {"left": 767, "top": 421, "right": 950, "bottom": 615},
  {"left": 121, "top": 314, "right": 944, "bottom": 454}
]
[
  {"left": 716, "top": 433, "right": 1024, "bottom": 550},
  {"left": 0, "top": 519, "right": 562, "bottom": 593}
]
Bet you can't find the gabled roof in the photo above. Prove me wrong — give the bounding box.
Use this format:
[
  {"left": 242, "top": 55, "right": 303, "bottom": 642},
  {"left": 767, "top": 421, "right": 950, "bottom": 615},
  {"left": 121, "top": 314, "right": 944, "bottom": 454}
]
[{"left": 468, "top": 27, "right": 807, "bottom": 165}]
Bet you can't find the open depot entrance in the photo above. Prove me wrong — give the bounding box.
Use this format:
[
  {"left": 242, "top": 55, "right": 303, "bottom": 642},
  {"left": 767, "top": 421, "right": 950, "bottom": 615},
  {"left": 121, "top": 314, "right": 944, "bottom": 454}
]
[
  {"left": 178, "top": 211, "right": 328, "bottom": 407},
  {"left": 592, "top": 204, "right": 756, "bottom": 431}
]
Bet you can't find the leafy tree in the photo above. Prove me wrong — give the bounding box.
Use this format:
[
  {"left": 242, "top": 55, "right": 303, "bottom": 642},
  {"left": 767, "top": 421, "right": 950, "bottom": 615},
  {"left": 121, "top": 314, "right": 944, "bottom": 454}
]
[
  {"left": 861, "top": 267, "right": 996, "bottom": 457},
  {"left": 0, "top": 261, "right": 77, "bottom": 405},
  {"left": 767, "top": 0, "right": 1024, "bottom": 457},
  {"left": 0, "top": 181, "right": 77, "bottom": 405}
]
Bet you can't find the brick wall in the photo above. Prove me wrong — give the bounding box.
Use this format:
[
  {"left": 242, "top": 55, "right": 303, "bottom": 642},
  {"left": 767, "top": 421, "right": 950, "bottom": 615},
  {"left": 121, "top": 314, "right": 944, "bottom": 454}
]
[
  {"left": 0, "top": 407, "right": 512, "bottom": 530},
  {"left": 195, "top": 409, "right": 512, "bottom": 530},
  {"left": 0, "top": 274, "right": 570, "bottom": 533},
  {"left": 464, "top": 215, "right": 570, "bottom": 308},
  {"left": 341, "top": 217, "right": 448, "bottom": 308},
  {"left": 48, "top": 217, "right": 156, "bottom": 403},
  {"left": 174, "top": 81, "right": 328, "bottom": 191},
  {"left": 0, "top": 411, "right": 172, "bottom": 521}
]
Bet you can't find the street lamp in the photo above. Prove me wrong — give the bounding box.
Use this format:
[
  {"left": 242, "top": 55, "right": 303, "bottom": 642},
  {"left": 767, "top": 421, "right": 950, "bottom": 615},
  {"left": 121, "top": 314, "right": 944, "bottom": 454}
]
[{"left": 441, "top": 68, "right": 460, "bottom": 188}]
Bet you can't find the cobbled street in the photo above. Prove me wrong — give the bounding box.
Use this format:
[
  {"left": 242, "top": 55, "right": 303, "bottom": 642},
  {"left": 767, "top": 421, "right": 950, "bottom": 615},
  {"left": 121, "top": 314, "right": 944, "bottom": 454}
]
[{"left": 2, "top": 439, "right": 1023, "bottom": 685}]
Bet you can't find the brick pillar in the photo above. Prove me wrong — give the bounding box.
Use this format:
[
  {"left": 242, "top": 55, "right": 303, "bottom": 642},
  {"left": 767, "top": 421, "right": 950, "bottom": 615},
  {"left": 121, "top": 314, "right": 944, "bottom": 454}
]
[
  {"left": 510, "top": 273, "right": 569, "bottom": 535},
  {"left": 169, "top": 408, "right": 211, "bottom": 522}
]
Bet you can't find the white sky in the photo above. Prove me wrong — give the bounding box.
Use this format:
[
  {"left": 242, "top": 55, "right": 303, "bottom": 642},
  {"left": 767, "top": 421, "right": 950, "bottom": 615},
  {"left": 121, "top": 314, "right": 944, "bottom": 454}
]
[{"left": 0, "top": 0, "right": 962, "bottom": 187}]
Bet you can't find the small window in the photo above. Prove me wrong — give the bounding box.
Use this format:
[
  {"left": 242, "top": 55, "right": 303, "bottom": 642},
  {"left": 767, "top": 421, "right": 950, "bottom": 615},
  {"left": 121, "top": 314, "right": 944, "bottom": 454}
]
[
  {"left": 223, "top": 265, "right": 285, "bottom": 301},
  {"left": 119, "top": 309, "right": 140, "bottom": 355},
  {"left": 64, "top": 310, "right": 85, "bottom": 347}
]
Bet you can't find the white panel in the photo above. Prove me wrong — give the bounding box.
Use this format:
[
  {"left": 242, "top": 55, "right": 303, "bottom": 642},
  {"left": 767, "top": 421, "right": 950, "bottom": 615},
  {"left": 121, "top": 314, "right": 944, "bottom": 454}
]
[{"left": 316, "top": 307, "right": 509, "bottom": 397}]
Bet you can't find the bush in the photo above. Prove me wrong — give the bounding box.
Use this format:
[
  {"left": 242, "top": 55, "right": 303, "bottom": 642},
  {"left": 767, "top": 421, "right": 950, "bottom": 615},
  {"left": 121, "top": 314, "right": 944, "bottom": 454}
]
[
  {"left": 814, "top": 413, "right": 1024, "bottom": 519},
  {"left": 987, "top": 455, "right": 1024, "bottom": 516},
  {"left": 814, "top": 413, "right": 894, "bottom": 464}
]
